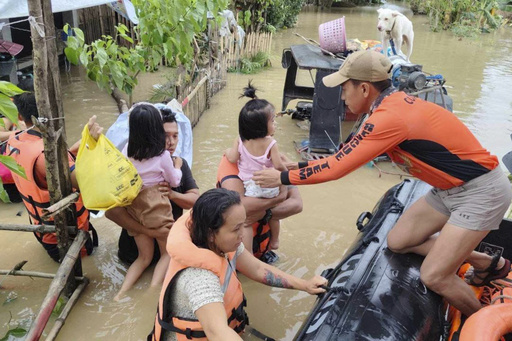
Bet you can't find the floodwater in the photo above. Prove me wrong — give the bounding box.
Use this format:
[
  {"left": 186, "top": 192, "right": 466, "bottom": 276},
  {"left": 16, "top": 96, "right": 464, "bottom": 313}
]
[{"left": 1, "top": 4, "right": 512, "bottom": 340}]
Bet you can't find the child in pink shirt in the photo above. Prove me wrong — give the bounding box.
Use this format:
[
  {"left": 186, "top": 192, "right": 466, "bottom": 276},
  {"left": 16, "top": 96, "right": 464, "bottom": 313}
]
[
  {"left": 225, "top": 83, "right": 287, "bottom": 251},
  {"left": 115, "top": 103, "right": 181, "bottom": 300}
]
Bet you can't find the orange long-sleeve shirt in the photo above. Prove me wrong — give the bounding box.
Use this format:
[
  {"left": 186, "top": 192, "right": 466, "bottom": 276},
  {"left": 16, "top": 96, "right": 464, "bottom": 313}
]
[{"left": 282, "top": 90, "right": 498, "bottom": 190}]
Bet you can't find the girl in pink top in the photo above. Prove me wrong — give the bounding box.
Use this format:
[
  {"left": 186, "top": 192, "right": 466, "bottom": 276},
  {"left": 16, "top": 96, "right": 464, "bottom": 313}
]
[
  {"left": 115, "top": 103, "right": 182, "bottom": 301},
  {"left": 225, "top": 83, "right": 287, "bottom": 251}
]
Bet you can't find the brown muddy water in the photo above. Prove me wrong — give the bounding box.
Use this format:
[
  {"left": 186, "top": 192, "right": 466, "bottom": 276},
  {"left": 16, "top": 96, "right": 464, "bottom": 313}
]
[{"left": 2, "top": 4, "right": 512, "bottom": 340}]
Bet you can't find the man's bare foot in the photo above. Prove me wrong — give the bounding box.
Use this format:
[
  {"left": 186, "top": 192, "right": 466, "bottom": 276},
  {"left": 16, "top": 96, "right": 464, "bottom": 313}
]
[{"left": 465, "top": 254, "right": 511, "bottom": 287}]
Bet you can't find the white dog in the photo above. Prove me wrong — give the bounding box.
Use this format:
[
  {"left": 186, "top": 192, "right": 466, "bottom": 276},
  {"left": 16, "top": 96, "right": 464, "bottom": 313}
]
[{"left": 377, "top": 8, "right": 414, "bottom": 61}]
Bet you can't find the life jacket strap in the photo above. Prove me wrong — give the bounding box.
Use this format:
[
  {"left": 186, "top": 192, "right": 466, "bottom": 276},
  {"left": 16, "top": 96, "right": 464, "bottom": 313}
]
[{"left": 156, "top": 307, "right": 207, "bottom": 339}]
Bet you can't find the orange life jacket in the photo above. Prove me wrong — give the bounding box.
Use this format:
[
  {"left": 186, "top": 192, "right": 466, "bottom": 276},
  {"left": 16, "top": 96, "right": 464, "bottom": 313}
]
[
  {"left": 149, "top": 211, "right": 247, "bottom": 341},
  {"left": 6, "top": 130, "right": 95, "bottom": 258},
  {"left": 216, "top": 155, "right": 270, "bottom": 259}
]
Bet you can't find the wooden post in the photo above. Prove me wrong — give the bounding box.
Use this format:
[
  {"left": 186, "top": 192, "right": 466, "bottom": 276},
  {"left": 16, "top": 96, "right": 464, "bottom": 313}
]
[
  {"left": 25, "top": 231, "right": 88, "bottom": 341},
  {"left": 27, "top": 0, "right": 79, "bottom": 294},
  {"left": 0, "top": 223, "right": 76, "bottom": 234},
  {"left": 0, "top": 269, "right": 85, "bottom": 281},
  {"left": 45, "top": 278, "right": 89, "bottom": 341},
  {"left": 98, "top": 5, "right": 105, "bottom": 36}
]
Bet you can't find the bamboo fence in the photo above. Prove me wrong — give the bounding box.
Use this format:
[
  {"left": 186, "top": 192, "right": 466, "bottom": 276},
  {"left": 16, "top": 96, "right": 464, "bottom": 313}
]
[
  {"left": 75, "top": 7, "right": 273, "bottom": 127},
  {"left": 222, "top": 31, "right": 273, "bottom": 70}
]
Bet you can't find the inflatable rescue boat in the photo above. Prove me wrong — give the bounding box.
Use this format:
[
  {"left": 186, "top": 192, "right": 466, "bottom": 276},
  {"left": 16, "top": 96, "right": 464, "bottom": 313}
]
[{"left": 294, "top": 179, "right": 512, "bottom": 340}]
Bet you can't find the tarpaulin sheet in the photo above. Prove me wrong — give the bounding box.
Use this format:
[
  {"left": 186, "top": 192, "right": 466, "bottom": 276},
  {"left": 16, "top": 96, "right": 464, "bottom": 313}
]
[{"left": 0, "top": 0, "right": 113, "bottom": 20}]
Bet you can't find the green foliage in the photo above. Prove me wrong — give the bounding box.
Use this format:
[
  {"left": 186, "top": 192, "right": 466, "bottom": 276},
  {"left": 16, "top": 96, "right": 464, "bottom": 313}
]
[
  {"left": 0, "top": 327, "right": 27, "bottom": 341},
  {"left": 412, "top": 0, "right": 504, "bottom": 34},
  {"left": 64, "top": 0, "right": 228, "bottom": 104},
  {"left": 0, "top": 81, "right": 26, "bottom": 203},
  {"left": 64, "top": 24, "right": 143, "bottom": 100},
  {"left": 267, "top": 0, "right": 305, "bottom": 29},
  {"left": 228, "top": 52, "right": 271, "bottom": 74},
  {"left": 0, "top": 81, "right": 24, "bottom": 125},
  {"left": 149, "top": 69, "right": 184, "bottom": 103},
  {"left": 0, "top": 153, "right": 27, "bottom": 203},
  {"left": 234, "top": 0, "right": 304, "bottom": 32},
  {"left": 51, "top": 297, "right": 67, "bottom": 317}
]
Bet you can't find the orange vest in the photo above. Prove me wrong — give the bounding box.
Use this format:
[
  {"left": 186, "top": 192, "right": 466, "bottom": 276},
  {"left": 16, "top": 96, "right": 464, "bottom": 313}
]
[
  {"left": 7, "top": 130, "right": 92, "bottom": 253},
  {"left": 216, "top": 155, "right": 270, "bottom": 259},
  {"left": 150, "top": 211, "right": 247, "bottom": 341}
]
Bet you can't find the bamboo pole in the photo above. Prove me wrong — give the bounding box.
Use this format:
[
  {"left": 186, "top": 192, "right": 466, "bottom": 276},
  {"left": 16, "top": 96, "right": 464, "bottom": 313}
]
[
  {"left": 269, "top": 32, "right": 273, "bottom": 54},
  {"left": 181, "top": 76, "right": 208, "bottom": 108},
  {"left": 0, "top": 224, "right": 76, "bottom": 234},
  {"left": 98, "top": 5, "right": 105, "bottom": 36},
  {"left": 41, "top": 192, "right": 79, "bottom": 219},
  {"left": 0, "top": 270, "right": 84, "bottom": 281},
  {"left": 25, "top": 230, "right": 88, "bottom": 341},
  {"left": 46, "top": 277, "right": 89, "bottom": 341}
]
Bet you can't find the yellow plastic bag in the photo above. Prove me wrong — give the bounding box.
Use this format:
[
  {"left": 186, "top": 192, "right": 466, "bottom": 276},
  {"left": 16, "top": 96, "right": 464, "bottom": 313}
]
[{"left": 75, "top": 125, "right": 142, "bottom": 210}]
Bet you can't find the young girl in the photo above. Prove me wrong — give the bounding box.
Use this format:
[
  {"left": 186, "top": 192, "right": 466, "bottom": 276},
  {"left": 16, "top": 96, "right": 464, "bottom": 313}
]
[
  {"left": 114, "top": 103, "right": 182, "bottom": 301},
  {"left": 225, "top": 83, "right": 286, "bottom": 251}
]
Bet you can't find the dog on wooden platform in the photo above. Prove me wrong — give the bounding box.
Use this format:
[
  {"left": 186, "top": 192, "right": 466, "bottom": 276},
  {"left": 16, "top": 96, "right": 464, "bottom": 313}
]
[{"left": 377, "top": 8, "right": 414, "bottom": 61}]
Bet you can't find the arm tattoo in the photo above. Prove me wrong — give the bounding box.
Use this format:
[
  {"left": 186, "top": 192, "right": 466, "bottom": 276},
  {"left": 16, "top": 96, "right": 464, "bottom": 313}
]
[{"left": 263, "top": 270, "right": 292, "bottom": 288}]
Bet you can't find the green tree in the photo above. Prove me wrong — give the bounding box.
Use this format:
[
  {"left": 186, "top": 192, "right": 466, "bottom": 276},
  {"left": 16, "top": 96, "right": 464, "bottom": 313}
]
[
  {"left": 64, "top": 0, "right": 228, "bottom": 105},
  {"left": 0, "top": 81, "right": 27, "bottom": 203},
  {"left": 410, "top": 0, "right": 504, "bottom": 34},
  {"left": 235, "top": 0, "right": 305, "bottom": 32}
]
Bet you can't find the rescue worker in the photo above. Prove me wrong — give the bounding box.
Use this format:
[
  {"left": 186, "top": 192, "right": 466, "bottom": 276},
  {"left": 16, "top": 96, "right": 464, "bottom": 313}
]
[
  {"left": 4, "top": 92, "right": 98, "bottom": 261},
  {"left": 253, "top": 50, "right": 512, "bottom": 317},
  {"left": 149, "top": 188, "right": 327, "bottom": 341}
]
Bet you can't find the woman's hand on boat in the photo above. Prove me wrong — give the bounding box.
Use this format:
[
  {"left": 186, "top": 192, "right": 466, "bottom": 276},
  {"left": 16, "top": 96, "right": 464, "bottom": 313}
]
[
  {"left": 303, "top": 275, "right": 328, "bottom": 295},
  {"left": 253, "top": 168, "right": 282, "bottom": 188},
  {"left": 87, "top": 115, "right": 103, "bottom": 140}
]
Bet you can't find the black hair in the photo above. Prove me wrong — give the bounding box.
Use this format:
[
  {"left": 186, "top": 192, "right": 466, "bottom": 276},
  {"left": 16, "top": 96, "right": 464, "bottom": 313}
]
[
  {"left": 13, "top": 92, "right": 38, "bottom": 123},
  {"left": 160, "top": 107, "right": 177, "bottom": 124},
  {"left": 17, "top": 78, "right": 35, "bottom": 92},
  {"left": 190, "top": 188, "right": 241, "bottom": 250},
  {"left": 238, "top": 81, "right": 274, "bottom": 141},
  {"left": 127, "top": 104, "right": 166, "bottom": 161},
  {"left": 350, "top": 79, "right": 392, "bottom": 93}
]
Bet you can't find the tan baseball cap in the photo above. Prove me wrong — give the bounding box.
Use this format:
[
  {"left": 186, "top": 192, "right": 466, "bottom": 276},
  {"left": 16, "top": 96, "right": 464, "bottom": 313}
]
[{"left": 323, "top": 50, "right": 392, "bottom": 87}]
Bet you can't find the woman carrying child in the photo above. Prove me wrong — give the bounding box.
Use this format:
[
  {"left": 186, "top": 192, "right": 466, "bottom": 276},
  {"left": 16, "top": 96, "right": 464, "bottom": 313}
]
[
  {"left": 115, "top": 103, "right": 182, "bottom": 301},
  {"left": 225, "top": 82, "right": 286, "bottom": 251}
]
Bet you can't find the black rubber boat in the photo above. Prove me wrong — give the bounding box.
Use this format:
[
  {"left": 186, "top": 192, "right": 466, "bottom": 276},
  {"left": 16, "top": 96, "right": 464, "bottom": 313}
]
[
  {"left": 295, "top": 179, "right": 443, "bottom": 341},
  {"left": 295, "top": 178, "right": 512, "bottom": 341}
]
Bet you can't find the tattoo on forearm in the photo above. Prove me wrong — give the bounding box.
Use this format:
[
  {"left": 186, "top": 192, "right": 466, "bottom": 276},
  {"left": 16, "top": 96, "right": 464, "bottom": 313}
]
[{"left": 263, "top": 270, "right": 292, "bottom": 288}]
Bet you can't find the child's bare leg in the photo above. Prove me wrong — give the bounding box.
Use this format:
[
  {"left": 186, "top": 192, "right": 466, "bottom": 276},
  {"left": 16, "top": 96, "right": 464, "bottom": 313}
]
[
  {"left": 115, "top": 233, "right": 154, "bottom": 301},
  {"left": 242, "top": 222, "right": 254, "bottom": 254},
  {"left": 151, "top": 236, "right": 170, "bottom": 287},
  {"left": 269, "top": 219, "right": 280, "bottom": 250}
]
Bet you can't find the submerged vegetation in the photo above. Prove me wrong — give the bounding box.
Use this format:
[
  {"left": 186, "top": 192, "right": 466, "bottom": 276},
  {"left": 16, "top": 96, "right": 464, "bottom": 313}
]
[
  {"left": 410, "top": 0, "right": 511, "bottom": 36},
  {"left": 228, "top": 52, "right": 271, "bottom": 74}
]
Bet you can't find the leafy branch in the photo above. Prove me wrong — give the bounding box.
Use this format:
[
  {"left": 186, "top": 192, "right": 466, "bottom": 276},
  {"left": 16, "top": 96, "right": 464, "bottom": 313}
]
[
  {"left": 64, "top": 0, "right": 229, "bottom": 106},
  {"left": 0, "top": 81, "right": 26, "bottom": 203}
]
